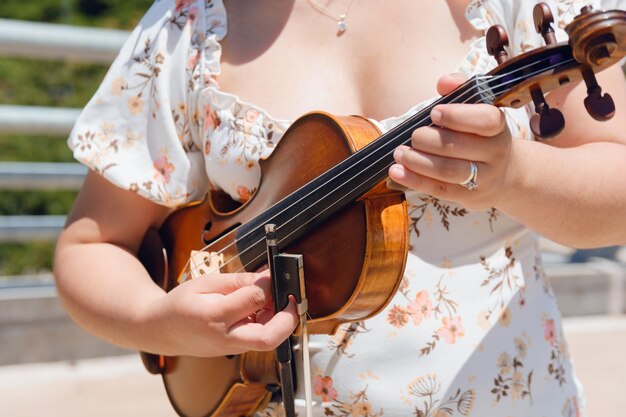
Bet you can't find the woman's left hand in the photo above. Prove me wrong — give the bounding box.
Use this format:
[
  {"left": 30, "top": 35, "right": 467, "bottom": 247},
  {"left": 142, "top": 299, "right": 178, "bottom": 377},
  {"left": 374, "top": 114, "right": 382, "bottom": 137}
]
[{"left": 389, "top": 74, "right": 519, "bottom": 211}]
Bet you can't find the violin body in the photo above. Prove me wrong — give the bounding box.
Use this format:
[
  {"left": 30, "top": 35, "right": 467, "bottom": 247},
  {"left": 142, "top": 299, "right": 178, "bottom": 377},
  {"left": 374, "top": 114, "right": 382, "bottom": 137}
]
[{"left": 139, "top": 112, "right": 409, "bottom": 417}]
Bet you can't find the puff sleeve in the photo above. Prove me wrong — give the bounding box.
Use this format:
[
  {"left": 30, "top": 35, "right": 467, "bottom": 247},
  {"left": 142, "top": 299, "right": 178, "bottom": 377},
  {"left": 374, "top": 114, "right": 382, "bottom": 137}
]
[{"left": 67, "top": 0, "right": 227, "bottom": 207}]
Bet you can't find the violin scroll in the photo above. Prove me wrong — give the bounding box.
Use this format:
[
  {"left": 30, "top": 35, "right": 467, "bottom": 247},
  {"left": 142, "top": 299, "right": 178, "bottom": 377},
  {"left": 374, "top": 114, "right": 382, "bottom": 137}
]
[
  {"left": 485, "top": 3, "right": 626, "bottom": 139},
  {"left": 566, "top": 5, "right": 626, "bottom": 67},
  {"left": 566, "top": 4, "right": 625, "bottom": 121}
]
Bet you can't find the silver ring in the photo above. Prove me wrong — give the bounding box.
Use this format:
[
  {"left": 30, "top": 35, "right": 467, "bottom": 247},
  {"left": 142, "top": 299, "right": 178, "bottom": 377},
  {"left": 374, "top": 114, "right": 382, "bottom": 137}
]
[{"left": 458, "top": 161, "right": 478, "bottom": 191}]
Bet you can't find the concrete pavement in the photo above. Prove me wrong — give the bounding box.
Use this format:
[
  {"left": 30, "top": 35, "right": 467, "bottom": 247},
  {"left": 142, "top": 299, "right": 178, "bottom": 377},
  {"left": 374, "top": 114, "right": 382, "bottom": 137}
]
[{"left": 0, "top": 315, "right": 624, "bottom": 417}]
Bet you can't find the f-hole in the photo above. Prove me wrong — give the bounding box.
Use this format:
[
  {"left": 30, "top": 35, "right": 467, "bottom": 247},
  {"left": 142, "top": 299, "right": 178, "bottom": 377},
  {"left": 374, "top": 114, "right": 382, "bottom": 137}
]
[{"left": 202, "top": 222, "right": 242, "bottom": 245}]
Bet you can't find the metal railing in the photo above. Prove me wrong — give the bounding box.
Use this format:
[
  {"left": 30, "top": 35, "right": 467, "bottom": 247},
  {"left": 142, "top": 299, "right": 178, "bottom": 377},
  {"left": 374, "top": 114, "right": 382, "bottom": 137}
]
[
  {"left": 0, "top": 215, "right": 66, "bottom": 243},
  {"left": 0, "top": 18, "right": 128, "bottom": 63},
  {"left": 0, "top": 105, "right": 80, "bottom": 136},
  {"left": 0, "top": 162, "right": 86, "bottom": 190},
  {"left": 0, "top": 19, "right": 128, "bottom": 241}
]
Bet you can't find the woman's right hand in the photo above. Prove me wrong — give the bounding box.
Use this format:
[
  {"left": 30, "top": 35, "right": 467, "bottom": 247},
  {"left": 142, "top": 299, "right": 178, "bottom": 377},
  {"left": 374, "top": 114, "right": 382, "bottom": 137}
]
[
  {"left": 142, "top": 269, "right": 299, "bottom": 357},
  {"left": 55, "top": 171, "right": 298, "bottom": 358}
]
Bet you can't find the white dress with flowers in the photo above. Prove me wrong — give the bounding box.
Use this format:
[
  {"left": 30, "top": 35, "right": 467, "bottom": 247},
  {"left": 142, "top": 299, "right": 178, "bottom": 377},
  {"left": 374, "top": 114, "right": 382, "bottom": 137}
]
[{"left": 68, "top": 1, "right": 625, "bottom": 416}]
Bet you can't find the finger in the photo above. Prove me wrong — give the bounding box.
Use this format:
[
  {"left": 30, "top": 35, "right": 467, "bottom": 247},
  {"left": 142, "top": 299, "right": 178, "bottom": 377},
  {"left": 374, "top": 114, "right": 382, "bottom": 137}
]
[
  {"left": 436, "top": 72, "right": 468, "bottom": 96},
  {"left": 431, "top": 104, "right": 506, "bottom": 137},
  {"left": 410, "top": 127, "right": 497, "bottom": 162},
  {"left": 254, "top": 306, "right": 275, "bottom": 325},
  {"left": 187, "top": 270, "right": 270, "bottom": 295},
  {"left": 228, "top": 297, "right": 299, "bottom": 351},
  {"left": 389, "top": 163, "right": 467, "bottom": 201},
  {"left": 393, "top": 146, "right": 483, "bottom": 185},
  {"left": 217, "top": 277, "right": 273, "bottom": 324}
]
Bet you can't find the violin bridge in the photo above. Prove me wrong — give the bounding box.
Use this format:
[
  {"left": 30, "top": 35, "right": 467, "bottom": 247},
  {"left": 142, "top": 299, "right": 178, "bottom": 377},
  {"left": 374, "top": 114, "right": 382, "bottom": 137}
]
[{"left": 185, "top": 250, "right": 225, "bottom": 282}]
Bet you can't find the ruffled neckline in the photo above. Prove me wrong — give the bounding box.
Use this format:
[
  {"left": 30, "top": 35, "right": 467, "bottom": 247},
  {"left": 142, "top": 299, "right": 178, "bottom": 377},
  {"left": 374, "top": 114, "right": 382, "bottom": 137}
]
[{"left": 200, "top": 0, "right": 497, "bottom": 132}]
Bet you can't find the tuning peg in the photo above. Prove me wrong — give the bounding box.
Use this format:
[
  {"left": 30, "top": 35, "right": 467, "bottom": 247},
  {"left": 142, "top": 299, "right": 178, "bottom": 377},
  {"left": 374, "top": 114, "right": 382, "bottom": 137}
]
[
  {"left": 533, "top": 3, "right": 557, "bottom": 45},
  {"left": 486, "top": 25, "right": 509, "bottom": 64},
  {"left": 529, "top": 86, "right": 565, "bottom": 139},
  {"left": 580, "top": 5, "right": 594, "bottom": 14},
  {"left": 581, "top": 67, "right": 615, "bottom": 120}
]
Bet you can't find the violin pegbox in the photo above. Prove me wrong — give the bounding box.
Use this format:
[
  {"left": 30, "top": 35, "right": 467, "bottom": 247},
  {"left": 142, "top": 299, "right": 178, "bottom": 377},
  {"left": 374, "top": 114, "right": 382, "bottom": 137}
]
[
  {"left": 566, "top": 5, "right": 625, "bottom": 120},
  {"left": 528, "top": 2, "right": 565, "bottom": 138},
  {"left": 484, "top": 3, "right": 626, "bottom": 139}
]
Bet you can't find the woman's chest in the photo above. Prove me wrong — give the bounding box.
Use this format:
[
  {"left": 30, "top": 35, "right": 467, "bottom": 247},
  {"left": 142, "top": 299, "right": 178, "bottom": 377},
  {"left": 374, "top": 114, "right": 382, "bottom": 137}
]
[{"left": 218, "top": 0, "right": 481, "bottom": 121}]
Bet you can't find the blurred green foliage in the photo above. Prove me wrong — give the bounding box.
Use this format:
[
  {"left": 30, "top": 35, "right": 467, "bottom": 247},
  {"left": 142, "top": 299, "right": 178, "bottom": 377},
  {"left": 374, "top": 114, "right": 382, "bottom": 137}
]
[
  {"left": 0, "top": 59, "right": 108, "bottom": 107},
  {"left": 0, "top": 0, "right": 151, "bottom": 275},
  {"left": 0, "top": 190, "right": 77, "bottom": 216},
  {"left": 0, "top": 243, "right": 55, "bottom": 276},
  {"left": 0, "top": 0, "right": 151, "bottom": 28},
  {"left": 0, "top": 135, "right": 76, "bottom": 162}
]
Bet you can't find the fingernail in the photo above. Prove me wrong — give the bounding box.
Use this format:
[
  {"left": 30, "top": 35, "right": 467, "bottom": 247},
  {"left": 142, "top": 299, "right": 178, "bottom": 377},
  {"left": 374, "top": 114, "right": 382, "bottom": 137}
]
[
  {"left": 390, "top": 164, "right": 404, "bottom": 178},
  {"left": 393, "top": 147, "right": 403, "bottom": 161},
  {"left": 431, "top": 108, "right": 442, "bottom": 125}
]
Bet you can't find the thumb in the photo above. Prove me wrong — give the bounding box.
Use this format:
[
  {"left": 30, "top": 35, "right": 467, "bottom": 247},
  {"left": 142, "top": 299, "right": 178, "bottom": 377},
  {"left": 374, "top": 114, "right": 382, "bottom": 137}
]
[{"left": 436, "top": 72, "right": 468, "bottom": 96}]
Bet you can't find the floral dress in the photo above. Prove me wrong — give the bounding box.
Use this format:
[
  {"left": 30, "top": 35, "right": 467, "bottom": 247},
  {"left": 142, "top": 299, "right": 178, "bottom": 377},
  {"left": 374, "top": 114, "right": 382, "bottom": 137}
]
[{"left": 68, "top": 0, "right": 625, "bottom": 416}]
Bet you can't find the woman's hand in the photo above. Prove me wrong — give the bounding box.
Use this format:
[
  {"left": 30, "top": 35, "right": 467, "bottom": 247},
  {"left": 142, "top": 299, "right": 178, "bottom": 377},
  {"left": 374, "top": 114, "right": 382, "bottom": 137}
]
[
  {"left": 143, "top": 269, "right": 299, "bottom": 357},
  {"left": 55, "top": 171, "right": 299, "bottom": 358},
  {"left": 389, "top": 73, "right": 519, "bottom": 211}
]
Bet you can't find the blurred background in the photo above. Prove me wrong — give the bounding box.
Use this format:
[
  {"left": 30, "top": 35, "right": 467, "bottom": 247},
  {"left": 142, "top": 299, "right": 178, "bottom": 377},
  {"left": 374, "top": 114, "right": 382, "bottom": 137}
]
[{"left": 0, "top": 1, "right": 624, "bottom": 416}]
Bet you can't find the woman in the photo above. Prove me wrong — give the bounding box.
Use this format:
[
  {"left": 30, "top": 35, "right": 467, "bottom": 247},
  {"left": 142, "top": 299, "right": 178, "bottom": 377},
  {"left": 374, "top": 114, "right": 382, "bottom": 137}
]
[{"left": 54, "top": 0, "right": 626, "bottom": 415}]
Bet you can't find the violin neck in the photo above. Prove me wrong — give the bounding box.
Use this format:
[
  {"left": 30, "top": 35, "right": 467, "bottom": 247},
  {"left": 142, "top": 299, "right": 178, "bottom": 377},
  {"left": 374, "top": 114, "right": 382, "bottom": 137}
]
[
  {"left": 235, "top": 76, "right": 494, "bottom": 268},
  {"left": 347, "top": 75, "right": 497, "bottom": 196}
]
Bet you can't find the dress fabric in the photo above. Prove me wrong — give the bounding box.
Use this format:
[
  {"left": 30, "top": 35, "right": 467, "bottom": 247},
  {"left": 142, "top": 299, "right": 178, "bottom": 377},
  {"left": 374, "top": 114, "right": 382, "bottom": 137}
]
[{"left": 67, "top": 1, "right": 625, "bottom": 416}]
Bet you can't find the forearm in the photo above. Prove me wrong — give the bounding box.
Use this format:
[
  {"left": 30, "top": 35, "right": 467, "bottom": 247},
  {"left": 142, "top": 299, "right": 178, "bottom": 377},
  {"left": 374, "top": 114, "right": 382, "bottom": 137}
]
[
  {"left": 499, "top": 139, "right": 626, "bottom": 248},
  {"left": 54, "top": 233, "right": 165, "bottom": 352}
]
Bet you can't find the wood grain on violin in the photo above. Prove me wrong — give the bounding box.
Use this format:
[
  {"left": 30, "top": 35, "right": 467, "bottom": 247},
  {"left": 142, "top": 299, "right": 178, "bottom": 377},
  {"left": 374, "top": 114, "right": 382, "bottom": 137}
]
[{"left": 138, "top": 4, "right": 626, "bottom": 417}]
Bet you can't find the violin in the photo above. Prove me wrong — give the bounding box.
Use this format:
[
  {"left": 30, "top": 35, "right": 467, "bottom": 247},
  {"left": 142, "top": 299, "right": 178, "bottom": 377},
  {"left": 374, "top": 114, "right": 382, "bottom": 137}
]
[{"left": 138, "top": 4, "right": 626, "bottom": 417}]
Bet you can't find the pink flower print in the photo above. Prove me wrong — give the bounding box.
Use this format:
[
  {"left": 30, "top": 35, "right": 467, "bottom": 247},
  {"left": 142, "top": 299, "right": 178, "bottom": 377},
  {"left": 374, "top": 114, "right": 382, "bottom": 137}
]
[
  {"left": 204, "top": 140, "right": 211, "bottom": 155},
  {"left": 204, "top": 104, "right": 221, "bottom": 131},
  {"left": 187, "top": 50, "right": 201, "bottom": 70},
  {"left": 544, "top": 318, "right": 557, "bottom": 347},
  {"left": 187, "top": 6, "right": 199, "bottom": 23},
  {"left": 573, "top": 396, "right": 581, "bottom": 417},
  {"left": 245, "top": 108, "right": 260, "bottom": 124},
  {"left": 111, "top": 77, "right": 125, "bottom": 97},
  {"left": 498, "top": 307, "right": 512, "bottom": 327},
  {"left": 208, "top": 18, "right": 223, "bottom": 34},
  {"left": 387, "top": 305, "right": 409, "bottom": 328},
  {"left": 127, "top": 95, "right": 144, "bottom": 116},
  {"left": 437, "top": 316, "right": 465, "bottom": 344},
  {"left": 313, "top": 375, "right": 338, "bottom": 403},
  {"left": 154, "top": 156, "right": 175, "bottom": 184},
  {"left": 407, "top": 290, "right": 432, "bottom": 325},
  {"left": 352, "top": 401, "right": 373, "bottom": 417},
  {"left": 175, "top": 0, "right": 194, "bottom": 12},
  {"left": 236, "top": 185, "right": 254, "bottom": 203}
]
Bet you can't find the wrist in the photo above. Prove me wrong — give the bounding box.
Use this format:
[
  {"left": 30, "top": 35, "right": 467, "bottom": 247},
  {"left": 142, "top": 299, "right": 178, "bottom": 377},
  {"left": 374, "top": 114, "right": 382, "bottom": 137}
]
[
  {"left": 496, "top": 138, "right": 541, "bottom": 213},
  {"left": 130, "top": 290, "right": 175, "bottom": 355}
]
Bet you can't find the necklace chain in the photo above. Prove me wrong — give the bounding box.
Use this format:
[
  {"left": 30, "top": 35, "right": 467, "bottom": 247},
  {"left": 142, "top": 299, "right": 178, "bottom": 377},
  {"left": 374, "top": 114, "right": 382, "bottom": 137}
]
[{"left": 307, "top": 0, "right": 356, "bottom": 33}]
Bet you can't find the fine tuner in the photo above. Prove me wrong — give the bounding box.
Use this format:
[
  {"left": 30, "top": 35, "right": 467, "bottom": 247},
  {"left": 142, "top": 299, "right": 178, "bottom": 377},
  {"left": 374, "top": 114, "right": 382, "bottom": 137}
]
[{"left": 486, "top": 3, "right": 624, "bottom": 139}]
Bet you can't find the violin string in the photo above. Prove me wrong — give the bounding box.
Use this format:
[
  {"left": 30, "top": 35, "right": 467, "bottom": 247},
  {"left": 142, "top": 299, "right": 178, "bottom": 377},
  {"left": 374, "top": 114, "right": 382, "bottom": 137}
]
[
  {"left": 185, "top": 55, "right": 575, "bottom": 279},
  {"left": 224, "top": 57, "right": 577, "bottom": 275},
  {"left": 186, "top": 55, "right": 575, "bottom": 279}
]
